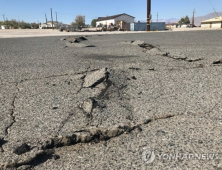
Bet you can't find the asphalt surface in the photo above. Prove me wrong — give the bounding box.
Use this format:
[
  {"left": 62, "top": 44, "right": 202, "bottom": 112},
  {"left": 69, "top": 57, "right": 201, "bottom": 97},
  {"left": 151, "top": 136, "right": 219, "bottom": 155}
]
[{"left": 0, "top": 30, "right": 222, "bottom": 169}]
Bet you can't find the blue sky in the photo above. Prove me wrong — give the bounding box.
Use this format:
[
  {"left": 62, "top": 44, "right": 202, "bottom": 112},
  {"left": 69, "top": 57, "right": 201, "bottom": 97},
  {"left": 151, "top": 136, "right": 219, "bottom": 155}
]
[{"left": 1, "top": 0, "right": 222, "bottom": 24}]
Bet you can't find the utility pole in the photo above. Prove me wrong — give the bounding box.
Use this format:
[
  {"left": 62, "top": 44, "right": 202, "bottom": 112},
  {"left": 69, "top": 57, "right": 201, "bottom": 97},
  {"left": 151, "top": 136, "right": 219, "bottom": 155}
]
[
  {"left": 51, "top": 8, "right": 54, "bottom": 29},
  {"left": 45, "top": 14, "right": 47, "bottom": 24},
  {"left": 147, "top": 0, "right": 151, "bottom": 31},
  {"left": 157, "top": 12, "right": 158, "bottom": 22},
  {"left": 192, "top": 9, "right": 195, "bottom": 27},
  {"left": 56, "top": 12, "right": 58, "bottom": 28},
  {"left": 18, "top": 16, "right": 20, "bottom": 28},
  {"left": 83, "top": 16, "right": 85, "bottom": 25},
  {"left": 3, "top": 14, "right": 5, "bottom": 22}
]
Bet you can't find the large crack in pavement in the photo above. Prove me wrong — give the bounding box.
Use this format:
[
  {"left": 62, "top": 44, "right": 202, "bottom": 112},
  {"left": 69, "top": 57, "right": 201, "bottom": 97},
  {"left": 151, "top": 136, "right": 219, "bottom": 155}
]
[
  {"left": 1, "top": 37, "right": 222, "bottom": 169},
  {"left": 3, "top": 113, "right": 179, "bottom": 169},
  {"left": 4, "top": 83, "right": 19, "bottom": 136},
  {"left": 1, "top": 67, "right": 133, "bottom": 169},
  {"left": 3, "top": 64, "right": 219, "bottom": 169}
]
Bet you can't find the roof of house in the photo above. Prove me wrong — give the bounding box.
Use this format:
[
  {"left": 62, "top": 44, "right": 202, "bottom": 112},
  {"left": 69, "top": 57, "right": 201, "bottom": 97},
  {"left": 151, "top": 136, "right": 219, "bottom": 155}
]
[
  {"left": 201, "top": 16, "right": 222, "bottom": 23},
  {"left": 96, "top": 13, "right": 135, "bottom": 22}
]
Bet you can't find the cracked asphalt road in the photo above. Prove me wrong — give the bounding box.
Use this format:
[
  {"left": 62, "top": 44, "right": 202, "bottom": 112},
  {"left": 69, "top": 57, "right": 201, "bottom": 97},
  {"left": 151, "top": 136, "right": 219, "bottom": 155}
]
[{"left": 0, "top": 31, "right": 222, "bottom": 169}]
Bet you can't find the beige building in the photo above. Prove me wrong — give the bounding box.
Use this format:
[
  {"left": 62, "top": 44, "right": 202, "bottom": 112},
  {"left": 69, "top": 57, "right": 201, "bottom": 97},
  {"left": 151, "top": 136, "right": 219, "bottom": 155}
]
[{"left": 201, "top": 16, "right": 222, "bottom": 28}]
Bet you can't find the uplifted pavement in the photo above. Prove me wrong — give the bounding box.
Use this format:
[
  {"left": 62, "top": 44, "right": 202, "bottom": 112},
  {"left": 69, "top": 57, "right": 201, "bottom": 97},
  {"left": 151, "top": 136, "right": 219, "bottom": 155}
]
[{"left": 0, "top": 31, "right": 222, "bottom": 169}]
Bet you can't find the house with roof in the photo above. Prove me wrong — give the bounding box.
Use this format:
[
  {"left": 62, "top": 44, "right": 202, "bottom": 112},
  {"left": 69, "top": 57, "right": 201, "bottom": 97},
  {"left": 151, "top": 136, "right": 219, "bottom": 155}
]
[
  {"left": 39, "top": 21, "right": 65, "bottom": 29},
  {"left": 96, "top": 13, "right": 135, "bottom": 28},
  {"left": 201, "top": 16, "right": 222, "bottom": 28}
]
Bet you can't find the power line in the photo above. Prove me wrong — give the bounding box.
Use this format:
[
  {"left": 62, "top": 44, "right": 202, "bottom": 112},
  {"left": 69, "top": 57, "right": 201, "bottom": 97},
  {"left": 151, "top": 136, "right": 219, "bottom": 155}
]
[{"left": 208, "top": 0, "right": 219, "bottom": 18}]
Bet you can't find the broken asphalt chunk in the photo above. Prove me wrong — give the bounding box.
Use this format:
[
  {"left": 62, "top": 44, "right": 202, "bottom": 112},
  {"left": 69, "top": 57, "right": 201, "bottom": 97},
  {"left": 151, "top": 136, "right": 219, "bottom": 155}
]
[
  {"left": 163, "top": 52, "right": 187, "bottom": 60},
  {"left": 79, "top": 36, "right": 87, "bottom": 41},
  {"left": 83, "top": 68, "right": 109, "bottom": 88},
  {"left": 138, "top": 43, "right": 155, "bottom": 50},
  {"left": 131, "top": 40, "right": 145, "bottom": 45},
  {"left": 81, "top": 98, "right": 95, "bottom": 114}
]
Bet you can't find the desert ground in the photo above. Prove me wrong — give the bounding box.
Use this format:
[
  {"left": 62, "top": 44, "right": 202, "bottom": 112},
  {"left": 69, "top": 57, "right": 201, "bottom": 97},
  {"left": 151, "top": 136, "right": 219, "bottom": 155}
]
[
  {"left": 0, "top": 27, "right": 221, "bottom": 38},
  {"left": 0, "top": 29, "right": 222, "bottom": 169}
]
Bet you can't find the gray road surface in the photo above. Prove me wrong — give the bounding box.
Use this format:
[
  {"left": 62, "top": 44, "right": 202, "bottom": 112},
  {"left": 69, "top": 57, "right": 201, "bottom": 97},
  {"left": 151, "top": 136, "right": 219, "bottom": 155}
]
[{"left": 0, "top": 31, "right": 222, "bottom": 169}]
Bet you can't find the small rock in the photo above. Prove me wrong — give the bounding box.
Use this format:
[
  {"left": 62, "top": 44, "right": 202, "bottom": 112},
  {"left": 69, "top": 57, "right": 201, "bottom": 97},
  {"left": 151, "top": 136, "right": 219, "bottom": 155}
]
[
  {"left": 52, "top": 107, "right": 58, "bottom": 110},
  {"left": 131, "top": 76, "right": 137, "bottom": 80},
  {"left": 81, "top": 98, "right": 95, "bottom": 114}
]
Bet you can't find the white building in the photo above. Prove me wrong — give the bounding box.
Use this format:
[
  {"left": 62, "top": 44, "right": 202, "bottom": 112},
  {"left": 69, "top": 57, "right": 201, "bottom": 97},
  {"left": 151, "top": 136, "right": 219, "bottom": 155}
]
[
  {"left": 201, "top": 16, "right": 222, "bottom": 28},
  {"left": 1, "top": 25, "right": 9, "bottom": 29},
  {"left": 39, "top": 21, "right": 62, "bottom": 29},
  {"left": 96, "top": 13, "right": 135, "bottom": 27}
]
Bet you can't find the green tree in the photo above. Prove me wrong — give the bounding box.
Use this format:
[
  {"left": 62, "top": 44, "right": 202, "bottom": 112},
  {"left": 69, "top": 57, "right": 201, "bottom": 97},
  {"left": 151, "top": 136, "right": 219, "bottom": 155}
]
[
  {"left": 19, "top": 21, "right": 31, "bottom": 29},
  {"left": 91, "top": 19, "right": 97, "bottom": 27},
  {"left": 178, "top": 15, "right": 190, "bottom": 25},
  {"left": 73, "top": 15, "right": 85, "bottom": 27},
  {"left": 31, "top": 22, "right": 39, "bottom": 29},
  {"left": 3, "top": 19, "right": 19, "bottom": 29}
]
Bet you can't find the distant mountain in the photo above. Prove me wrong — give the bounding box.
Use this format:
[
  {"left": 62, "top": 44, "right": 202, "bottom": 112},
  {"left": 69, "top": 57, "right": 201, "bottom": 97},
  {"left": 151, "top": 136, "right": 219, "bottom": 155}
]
[
  {"left": 151, "top": 12, "right": 222, "bottom": 26},
  {"left": 152, "top": 18, "right": 179, "bottom": 23},
  {"left": 192, "top": 12, "right": 222, "bottom": 26}
]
